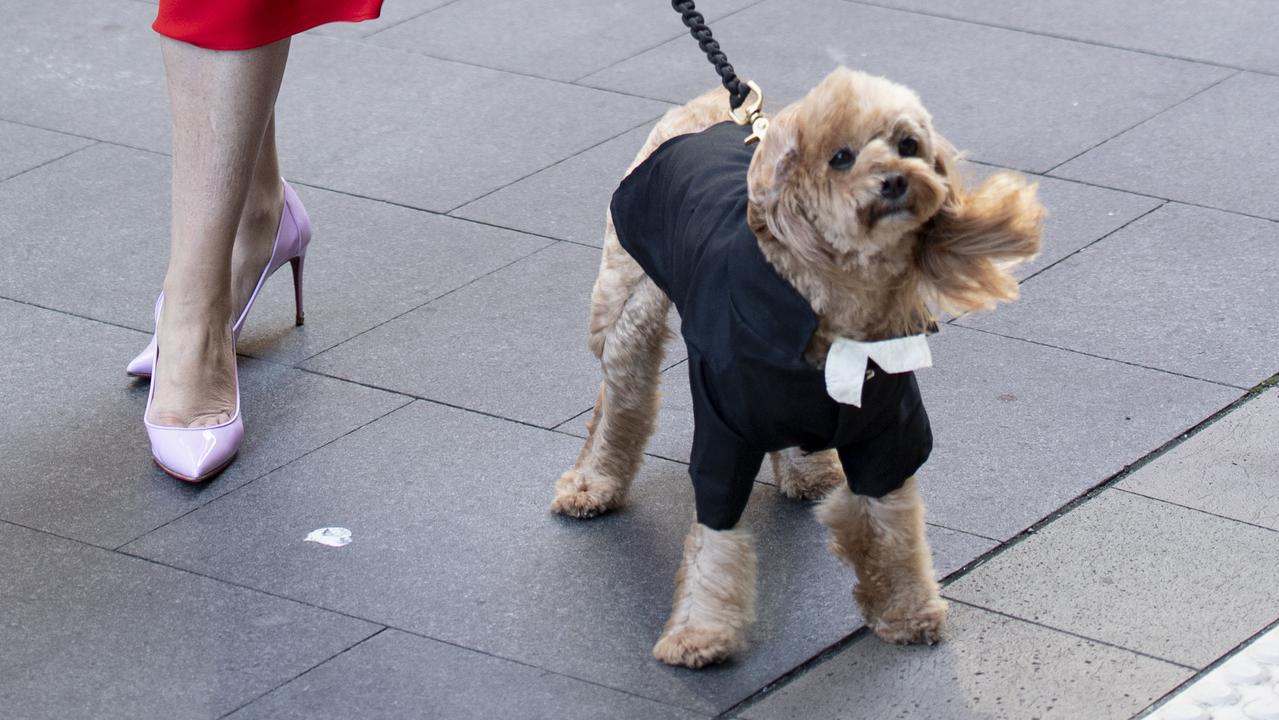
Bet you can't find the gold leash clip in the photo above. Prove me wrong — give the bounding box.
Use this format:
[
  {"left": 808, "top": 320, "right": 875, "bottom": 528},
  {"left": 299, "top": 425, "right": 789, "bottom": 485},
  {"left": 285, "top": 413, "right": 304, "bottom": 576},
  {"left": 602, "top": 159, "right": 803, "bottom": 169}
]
[{"left": 728, "top": 80, "right": 769, "bottom": 145}]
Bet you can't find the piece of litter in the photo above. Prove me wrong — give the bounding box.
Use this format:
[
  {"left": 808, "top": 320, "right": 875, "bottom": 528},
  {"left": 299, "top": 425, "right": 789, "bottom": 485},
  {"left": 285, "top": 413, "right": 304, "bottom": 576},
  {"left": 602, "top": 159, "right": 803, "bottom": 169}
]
[{"left": 305, "top": 527, "right": 352, "bottom": 547}]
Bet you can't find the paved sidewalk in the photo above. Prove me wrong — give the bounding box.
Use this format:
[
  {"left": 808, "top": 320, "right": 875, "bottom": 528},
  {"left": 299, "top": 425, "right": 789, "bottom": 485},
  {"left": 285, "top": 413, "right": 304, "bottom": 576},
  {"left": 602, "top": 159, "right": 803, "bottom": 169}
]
[{"left": 1, "top": 1, "right": 1276, "bottom": 718}]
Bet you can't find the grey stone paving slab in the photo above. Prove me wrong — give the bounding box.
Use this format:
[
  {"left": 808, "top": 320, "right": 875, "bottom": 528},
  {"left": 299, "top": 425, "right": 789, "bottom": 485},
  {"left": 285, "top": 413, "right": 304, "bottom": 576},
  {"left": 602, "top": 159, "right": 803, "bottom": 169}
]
[
  {"left": 1053, "top": 72, "right": 1279, "bottom": 221},
  {"left": 740, "top": 602, "right": 1190, "bottom": 720},
  {"left": 125, "top": 400, "right": 983, "bottom": 714},
  {"left": 0, "top": 521, "right": 378, "bottom": 720},
  {"left": 0, "top": 120, "right": 93, "bottom": 181},
  {"left": 946, "top": 490, "right": 1279, "bottom": 668},
  {"left": 0, "top": 0, "right": 170, "bottom": 152},
  {"left": 308, "top": 0, "right": 453, "bottom": 40},
  {"left": 303, "top": 241, "right": 684, "bottom": 428},
  {"left": 617, "top": 326, "right": 1237, "bottom": 541},
  {"left": 236, "top": 185, "right": 552, "bottom": 364},
  {"left": 0, "top": 298, "right": 407, "bottom": 549},
  {"left": 919, "top": 328, "right": 1237, "bottom": 541},
  {"left": 863, "top": 0, "right": 1279, "bottom": 75},
  {"left": 960, "top": 203, "right": 1279, "bottom": 388},
  {"left": 580, "top": 0, "right": 1229, "bottom": 172},
  {"left": 0, "top": 143, "right": 171, "bottom": 331},
  {"left": 227, "top": 629, "right": 704, "bottom": 720},
  {"left": 0, "top": 141, "right": 547, "bottom": 363},
  {"left": 452, "top": 125, "right": 650, "bottom": 247},
  {"left": 367, "top": 0, "right": 756, "bottom": 82},
  {"left": 1118, "top": 388, "right": 1279, "bottom": 532},
  {"left": 274, "top": 35, "right": 668, "bottom": 212}
]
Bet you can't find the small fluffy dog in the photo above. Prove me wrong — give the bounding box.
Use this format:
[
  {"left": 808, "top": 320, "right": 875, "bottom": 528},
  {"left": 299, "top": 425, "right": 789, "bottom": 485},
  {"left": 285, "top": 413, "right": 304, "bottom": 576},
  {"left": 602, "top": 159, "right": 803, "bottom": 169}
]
[{"left": 552, "top": 67, "right": 1043, "bottom": 669}]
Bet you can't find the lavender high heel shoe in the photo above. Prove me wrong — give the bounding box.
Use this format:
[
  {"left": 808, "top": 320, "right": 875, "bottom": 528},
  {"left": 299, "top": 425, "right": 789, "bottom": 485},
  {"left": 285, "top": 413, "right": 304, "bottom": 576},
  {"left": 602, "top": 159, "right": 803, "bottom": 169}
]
[
  {"left": 143, "top": 304, "right": 244, "bottom": 483},
  {"left": 126, "top": 179, "right": 312, "bottom": 377}
]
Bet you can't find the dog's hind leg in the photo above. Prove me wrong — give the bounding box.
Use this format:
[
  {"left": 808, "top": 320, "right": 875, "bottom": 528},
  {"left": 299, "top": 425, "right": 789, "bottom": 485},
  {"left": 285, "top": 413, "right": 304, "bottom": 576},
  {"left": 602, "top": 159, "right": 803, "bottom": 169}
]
[
  {"left": 769, "top": 447, "right": 844, "bottom": 501},
  {"left": 552, "top": 219, "right": 671, "bottom": 519},
  {"left": 817, "top": 478, "right": 948, "bottom": 645}
]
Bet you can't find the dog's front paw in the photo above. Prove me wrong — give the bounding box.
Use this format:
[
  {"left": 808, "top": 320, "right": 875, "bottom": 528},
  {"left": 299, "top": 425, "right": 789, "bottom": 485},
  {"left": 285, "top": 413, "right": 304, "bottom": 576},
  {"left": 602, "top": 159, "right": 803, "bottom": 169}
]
[
  {"left": 550, "top": 468, "right": 625, "bottom": 519},
  {"left": 652, "top": 626, "right": 744, "bottom": 669},
  {"left": 866, "top": 596, "right": 948, "bottom": 646}
]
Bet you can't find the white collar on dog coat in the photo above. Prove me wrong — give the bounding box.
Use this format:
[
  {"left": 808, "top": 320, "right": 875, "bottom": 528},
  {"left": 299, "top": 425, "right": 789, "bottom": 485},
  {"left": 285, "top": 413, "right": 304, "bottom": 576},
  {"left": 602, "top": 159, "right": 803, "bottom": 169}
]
[{"left": 825, "top": 335, "right": 932, "bottom": 407}]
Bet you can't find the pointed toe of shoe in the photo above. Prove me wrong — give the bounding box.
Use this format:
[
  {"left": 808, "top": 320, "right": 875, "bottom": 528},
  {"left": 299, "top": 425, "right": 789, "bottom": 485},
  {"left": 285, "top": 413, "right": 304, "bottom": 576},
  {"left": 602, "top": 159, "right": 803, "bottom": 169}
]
[
  {"left": 126, "top": 338, "right": 157, "bottom": 377},
  {"left": 146, "top": 417, "right": 243, "bottom": 483}
]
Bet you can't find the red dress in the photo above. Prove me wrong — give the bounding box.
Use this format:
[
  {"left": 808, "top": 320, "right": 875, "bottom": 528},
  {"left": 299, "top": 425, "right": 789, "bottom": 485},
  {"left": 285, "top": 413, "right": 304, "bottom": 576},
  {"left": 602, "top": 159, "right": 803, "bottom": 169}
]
[{"left": 154, "top": 0, "right": 384, "bottom": 51}]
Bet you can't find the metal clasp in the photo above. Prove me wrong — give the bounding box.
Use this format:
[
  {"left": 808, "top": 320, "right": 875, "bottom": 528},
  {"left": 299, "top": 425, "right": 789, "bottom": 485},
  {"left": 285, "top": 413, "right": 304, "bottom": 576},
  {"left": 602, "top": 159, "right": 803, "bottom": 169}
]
[{"left": 729, "top": 80, "right": 768, "bottom": 145}]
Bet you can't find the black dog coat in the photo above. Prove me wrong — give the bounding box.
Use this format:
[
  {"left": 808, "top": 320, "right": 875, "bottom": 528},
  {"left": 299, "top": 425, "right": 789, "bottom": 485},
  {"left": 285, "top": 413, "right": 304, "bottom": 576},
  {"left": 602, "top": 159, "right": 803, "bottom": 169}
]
[{"left": 611, "top": 121, "right": 933, "bottom": 531}]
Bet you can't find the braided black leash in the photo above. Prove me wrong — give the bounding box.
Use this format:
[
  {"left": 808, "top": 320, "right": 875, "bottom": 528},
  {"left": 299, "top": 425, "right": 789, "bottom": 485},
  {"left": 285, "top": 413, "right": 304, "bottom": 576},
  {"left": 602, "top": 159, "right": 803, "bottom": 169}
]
[{"left": 671, "top": 0, "right": 751, "bottom": 109}]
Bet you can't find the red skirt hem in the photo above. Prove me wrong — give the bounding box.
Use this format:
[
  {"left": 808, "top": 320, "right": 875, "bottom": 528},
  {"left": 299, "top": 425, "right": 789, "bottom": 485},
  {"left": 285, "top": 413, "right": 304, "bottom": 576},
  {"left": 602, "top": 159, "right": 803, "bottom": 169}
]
[{"left": 154, "top": 1, "right": 384, "bottom": 51}]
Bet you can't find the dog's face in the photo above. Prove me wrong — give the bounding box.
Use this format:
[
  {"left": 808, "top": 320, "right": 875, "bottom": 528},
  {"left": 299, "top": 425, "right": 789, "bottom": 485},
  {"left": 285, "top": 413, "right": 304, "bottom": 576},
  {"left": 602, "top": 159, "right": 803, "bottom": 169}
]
[{"left": 748, "top": 68, "right": 950, "bottom": 267}]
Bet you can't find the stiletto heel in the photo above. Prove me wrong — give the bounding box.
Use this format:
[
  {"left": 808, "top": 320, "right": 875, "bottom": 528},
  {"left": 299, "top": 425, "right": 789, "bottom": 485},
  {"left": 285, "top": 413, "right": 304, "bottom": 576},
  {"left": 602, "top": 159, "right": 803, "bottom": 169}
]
[
  {"left": 126, "top": 179, "right": 313, "bottom": 377},
  {"left": 290, "top": 254, "right": 305, "bottom": 326}
]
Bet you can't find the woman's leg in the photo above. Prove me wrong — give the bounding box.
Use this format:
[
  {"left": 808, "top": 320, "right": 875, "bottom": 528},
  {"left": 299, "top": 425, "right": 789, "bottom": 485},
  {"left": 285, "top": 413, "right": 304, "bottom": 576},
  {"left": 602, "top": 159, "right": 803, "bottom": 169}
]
[{"left": 147, "top": 37, "right": 289, "bottom": 428}]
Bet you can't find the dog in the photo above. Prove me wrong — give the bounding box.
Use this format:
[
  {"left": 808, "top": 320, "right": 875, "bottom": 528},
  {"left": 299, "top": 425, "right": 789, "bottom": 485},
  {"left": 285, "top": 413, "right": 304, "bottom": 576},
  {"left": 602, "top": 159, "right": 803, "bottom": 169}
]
[{"left": 551, "top": 67, "right": 1044, "bottom": 669}]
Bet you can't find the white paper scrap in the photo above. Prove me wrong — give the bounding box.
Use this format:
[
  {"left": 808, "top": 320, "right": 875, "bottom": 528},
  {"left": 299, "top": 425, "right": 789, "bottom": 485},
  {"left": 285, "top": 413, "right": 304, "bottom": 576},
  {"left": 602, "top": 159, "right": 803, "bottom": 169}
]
[{"left": 304, "top": 527, "right": 352, "bottom": 547}]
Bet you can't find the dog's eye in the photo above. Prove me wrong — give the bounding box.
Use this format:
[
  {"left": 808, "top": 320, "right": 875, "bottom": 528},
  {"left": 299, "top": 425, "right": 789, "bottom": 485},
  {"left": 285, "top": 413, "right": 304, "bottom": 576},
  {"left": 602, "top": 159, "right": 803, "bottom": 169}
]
[
  {"left": 829, "top": 147, "right": 856, "bottom": 171},
  {"left": 897, "top": 137, "right": 919, "bottom": 158}
]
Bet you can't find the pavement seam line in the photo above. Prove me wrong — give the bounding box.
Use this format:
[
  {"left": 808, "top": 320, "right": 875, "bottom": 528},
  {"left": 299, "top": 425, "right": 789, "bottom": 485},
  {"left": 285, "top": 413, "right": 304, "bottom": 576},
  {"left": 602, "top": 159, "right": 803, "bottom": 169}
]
[
  {"left": 941, "top": 598, "right": 1199, "bottom": 670},
  {"left": 568, "top": 0, "right": 772, "bottom": 85},
  {"left": 0, "top": 517, "right": 121, "bottom": 553},
  {"left": 7, "top": 517, "right": 391, "bottom": 630},
  {"left": 722, "top": 374, "right": 1276, "bottom": 715},
  {"left": 288, "top": 234, "right": 559, "bottom": 365},
  {"left": 364, "top": 627, "right": 710, "bottom": 716},
  {"left": 1112, "top": 488, "right": 1279, "bottom": 536},
  {"left": 1043, "top": 70, "right": 1242, "bottom": 176},
  {"left": 1015, "top": 201, "right": 1168, "bottom": 284},
  {"left": 313, "top": 32, "right": 675, "bottom": 107},
  {"left": 0, "top": 115, "right": 114, "bottom": 147},
  {"left": 112, "top": 537, "right": 708, "bottom": 716},
  {"left": 114, "top": 398, "right": 415, "bottom": 551},
  {"left": 945, "top": 324, "right": 1250, "bottom": 391},
  {"left": 356, "top": 0, "right": 469, "bottom": 40},
  {"left": 445, "top": 111, "right": 667, "bottom": 215},
  {"left": 0, "top": 295, "right": 152, "bottom": 337},
  {"left": 290, "top": 370, "right": 570, "bottom": 433},
  {"left": 0, "top": 140, "right": 99, "bottom": 185},
  {"left": 838, "top": 0, "right": 1275, "bottom": 79},
  {"left": 966, "top": 158, "right": 1279, "bottom": 226},
  {"left": 215, "top": 626, "right": 391, "bottom": 720}
]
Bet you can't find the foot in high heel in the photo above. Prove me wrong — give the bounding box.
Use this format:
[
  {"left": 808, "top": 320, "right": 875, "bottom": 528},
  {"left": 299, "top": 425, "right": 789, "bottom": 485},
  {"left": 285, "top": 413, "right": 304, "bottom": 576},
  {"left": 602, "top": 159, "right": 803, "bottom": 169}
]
[
  {"left": 143, "top": 300, "right": 244, "bottom": 483},
  {"left": 126, "top": 179, "right": 311, "bottom": 377}
]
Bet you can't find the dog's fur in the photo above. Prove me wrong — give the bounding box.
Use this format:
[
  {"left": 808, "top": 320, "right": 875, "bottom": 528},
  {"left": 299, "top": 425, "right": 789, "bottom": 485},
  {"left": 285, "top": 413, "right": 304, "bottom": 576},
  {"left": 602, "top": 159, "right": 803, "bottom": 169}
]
[{"left": 552, "top": 68, "right": 1043, "bottom": 668}]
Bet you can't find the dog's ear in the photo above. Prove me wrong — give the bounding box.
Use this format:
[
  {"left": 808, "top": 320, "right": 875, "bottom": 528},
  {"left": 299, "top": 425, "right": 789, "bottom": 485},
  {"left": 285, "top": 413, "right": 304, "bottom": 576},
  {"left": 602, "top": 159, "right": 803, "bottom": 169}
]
[
  {"left": 747, "top": 106, "right": 801, "bottom": 210},
  {"left": 746, "top": 107, "right": 835, "bottom": 265},
  {"left": 915, "top": 137, "right": 1044, "bottom": 315}
]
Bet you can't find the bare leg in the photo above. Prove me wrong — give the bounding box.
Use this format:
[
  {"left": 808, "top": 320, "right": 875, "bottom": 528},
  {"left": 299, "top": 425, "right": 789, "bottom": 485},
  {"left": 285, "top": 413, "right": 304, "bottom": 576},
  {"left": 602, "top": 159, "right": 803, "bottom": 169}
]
[
  {"left": 230, "top": 112, "right": 286, "bottom": 321},
  {"left": 552, "top": 221, "right": 671, "bottom": 517},
  {"left": 816, "top": 478, "right": 948, "bottom": 644},
  {"left": 769, "top": 447, "right": 844, "bottom": 500},
  {"left": 147, "top": 38, "right": 289, "bottom": 428},
  {"left": 652, "top": 522, "right": 756, "bottom": 668}
]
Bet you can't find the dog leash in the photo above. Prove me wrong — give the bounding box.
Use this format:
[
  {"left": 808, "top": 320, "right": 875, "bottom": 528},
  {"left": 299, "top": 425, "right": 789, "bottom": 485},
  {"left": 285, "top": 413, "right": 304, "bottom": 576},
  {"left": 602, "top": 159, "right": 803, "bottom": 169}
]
[{"left": 670, "top": 0, "right": 769, "bottom": 144}]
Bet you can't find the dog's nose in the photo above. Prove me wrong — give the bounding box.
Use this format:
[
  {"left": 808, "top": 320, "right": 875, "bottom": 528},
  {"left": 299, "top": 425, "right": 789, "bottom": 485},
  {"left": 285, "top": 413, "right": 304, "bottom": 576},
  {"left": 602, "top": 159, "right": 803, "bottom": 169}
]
[{"left": 880, "top": 174, "right": 908, "bottom": 201}]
